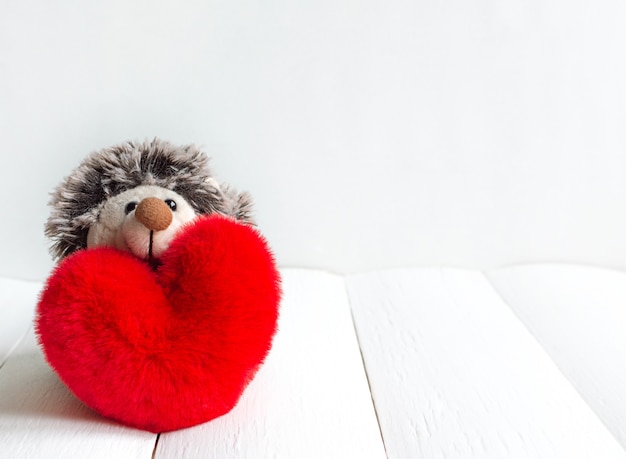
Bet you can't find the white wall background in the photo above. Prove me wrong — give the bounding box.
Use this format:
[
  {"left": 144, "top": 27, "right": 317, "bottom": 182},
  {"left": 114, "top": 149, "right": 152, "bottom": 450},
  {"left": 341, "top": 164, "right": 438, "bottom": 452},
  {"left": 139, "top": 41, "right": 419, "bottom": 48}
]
[{"left": 1, "top": 0, "right": 626, "bottom": 280}]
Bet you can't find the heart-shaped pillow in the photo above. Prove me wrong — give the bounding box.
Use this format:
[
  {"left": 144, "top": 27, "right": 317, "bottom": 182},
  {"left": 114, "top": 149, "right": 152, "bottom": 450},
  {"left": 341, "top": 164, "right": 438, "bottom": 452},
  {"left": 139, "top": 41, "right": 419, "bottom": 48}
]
[{"left": 36, "top": 215, "right": 281, "bottom": 432}]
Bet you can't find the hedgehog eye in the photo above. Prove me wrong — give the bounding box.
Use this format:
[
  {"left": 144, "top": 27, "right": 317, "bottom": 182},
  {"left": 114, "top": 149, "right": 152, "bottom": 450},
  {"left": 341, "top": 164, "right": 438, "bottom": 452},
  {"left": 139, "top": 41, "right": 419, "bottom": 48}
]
[
  {"left": 125, "top": 202, "right": 138, "bottom": 214},
  {"left": 165, "top": 199, "right": 177, "bottom": 211}
]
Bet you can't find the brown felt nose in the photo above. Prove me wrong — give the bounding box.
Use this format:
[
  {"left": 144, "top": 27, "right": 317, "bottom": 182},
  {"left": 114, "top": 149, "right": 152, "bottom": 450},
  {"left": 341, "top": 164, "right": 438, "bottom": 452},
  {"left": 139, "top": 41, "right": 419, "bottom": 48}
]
[{"left": 135, "top": 198, "right": 173, "bottom": 231}]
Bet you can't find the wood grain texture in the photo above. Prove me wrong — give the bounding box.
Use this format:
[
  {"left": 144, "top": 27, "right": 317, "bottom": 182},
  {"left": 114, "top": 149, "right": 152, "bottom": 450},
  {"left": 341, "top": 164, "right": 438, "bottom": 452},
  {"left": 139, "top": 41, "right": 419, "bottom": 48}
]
[
  {"left": 0, "top": 278, "right": 41, "bottom": 365},
  {"left": 487, "top": 264, "right": 626, "bottom": 450},
  {"left": 155, "top": 269, "right": 386, "bottom": 459},
  {"left": 347, "top": 268, "right": 626, "bottom": 459},
  {"left": 0, "top": 329, "right": 157, "bottom": 458}
]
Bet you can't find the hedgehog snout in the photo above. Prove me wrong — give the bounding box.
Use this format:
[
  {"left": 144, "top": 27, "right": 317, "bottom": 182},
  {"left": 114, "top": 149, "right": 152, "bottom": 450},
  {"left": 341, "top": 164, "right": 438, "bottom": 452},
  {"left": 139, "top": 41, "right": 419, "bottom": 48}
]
[{"left": 135, "top": 198, "right": 173, "bottom": 231}]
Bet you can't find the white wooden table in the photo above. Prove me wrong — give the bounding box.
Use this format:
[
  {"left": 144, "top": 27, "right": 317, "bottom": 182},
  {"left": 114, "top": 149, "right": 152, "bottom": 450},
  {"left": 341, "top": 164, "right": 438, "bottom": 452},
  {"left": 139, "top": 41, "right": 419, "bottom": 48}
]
[{"left": 1, "top": 265, "right": 625, "bottom": 458}]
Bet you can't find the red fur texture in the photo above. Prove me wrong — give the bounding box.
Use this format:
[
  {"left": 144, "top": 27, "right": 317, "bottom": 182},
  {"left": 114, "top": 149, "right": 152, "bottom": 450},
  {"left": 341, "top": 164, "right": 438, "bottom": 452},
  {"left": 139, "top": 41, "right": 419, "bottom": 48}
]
[{"left": 36, "top": 216, "right": 281, "bottom": 432}]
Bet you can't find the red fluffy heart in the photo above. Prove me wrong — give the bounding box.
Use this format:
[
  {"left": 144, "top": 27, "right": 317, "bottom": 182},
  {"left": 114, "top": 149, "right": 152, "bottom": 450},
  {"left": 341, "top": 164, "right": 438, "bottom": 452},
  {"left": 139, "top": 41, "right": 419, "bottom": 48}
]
[{"left": 36, "top": 216, "right": 281, "bottom": 432}]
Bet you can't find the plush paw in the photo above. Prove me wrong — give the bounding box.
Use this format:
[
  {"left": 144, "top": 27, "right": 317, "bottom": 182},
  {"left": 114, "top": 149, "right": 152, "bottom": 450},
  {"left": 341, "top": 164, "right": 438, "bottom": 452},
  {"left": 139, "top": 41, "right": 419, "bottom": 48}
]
[{"left": 36, "top": 215, "right": 281, "bottom": 432}]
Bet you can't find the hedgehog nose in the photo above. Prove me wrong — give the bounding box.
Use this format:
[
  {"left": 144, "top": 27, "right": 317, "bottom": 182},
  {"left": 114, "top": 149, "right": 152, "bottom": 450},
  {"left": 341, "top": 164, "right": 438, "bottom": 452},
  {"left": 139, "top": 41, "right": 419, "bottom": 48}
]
[{"left": 135, "top": 197, "right": 173, "bottom": 231}]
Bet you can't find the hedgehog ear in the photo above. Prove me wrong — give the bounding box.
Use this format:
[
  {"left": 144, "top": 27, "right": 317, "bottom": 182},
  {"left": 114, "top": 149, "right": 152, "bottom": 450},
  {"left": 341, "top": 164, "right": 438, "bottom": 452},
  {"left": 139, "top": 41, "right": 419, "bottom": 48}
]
[
  {"left": 196, "top": 177, "right": 254, "bottom": 223},
  {"left": 218, "top": 184, "right": 255, "bottom": 224},
  {"left": 205, "top": 177, "right": 221, "bottom": 192},
  {"left": 233, "top": 191, "right": 255, "bottom": 224},
  {"left": 203, "top": 177, "right": 226, "bottom": 208}
]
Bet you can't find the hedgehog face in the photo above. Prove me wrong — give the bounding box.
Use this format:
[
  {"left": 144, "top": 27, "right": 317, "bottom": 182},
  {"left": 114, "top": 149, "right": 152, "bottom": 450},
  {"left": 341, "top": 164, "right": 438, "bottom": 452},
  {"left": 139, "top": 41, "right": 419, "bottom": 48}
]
[
  {"left": 86, "top": 185, "right": 197, "bottom": 261},
  {"left": 45, "top": 139, "right": 256, "bottom": 260}
]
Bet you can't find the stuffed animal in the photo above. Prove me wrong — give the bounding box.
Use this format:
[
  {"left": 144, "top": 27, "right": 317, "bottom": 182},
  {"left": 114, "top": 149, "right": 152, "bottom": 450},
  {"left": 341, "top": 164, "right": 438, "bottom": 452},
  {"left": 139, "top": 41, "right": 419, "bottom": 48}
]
[{"left": 36, "top": 139, "right": 281, "bottom": 432}]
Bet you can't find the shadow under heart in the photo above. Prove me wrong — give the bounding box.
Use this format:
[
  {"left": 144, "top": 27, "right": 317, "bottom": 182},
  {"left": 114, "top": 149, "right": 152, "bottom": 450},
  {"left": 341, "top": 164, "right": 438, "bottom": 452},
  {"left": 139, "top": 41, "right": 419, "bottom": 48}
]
[{"left": 0, "top": 349, "right": 107, "bottom": 424}]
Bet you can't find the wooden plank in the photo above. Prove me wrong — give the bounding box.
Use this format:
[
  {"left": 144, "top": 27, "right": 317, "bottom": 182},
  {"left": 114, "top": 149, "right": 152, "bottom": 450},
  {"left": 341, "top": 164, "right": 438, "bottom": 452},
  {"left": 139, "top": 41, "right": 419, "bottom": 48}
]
[
  {"left": 347, "top": 268, "right": 626, "bottom": 458},
  {"left": 487, "top": 263, "right": 626, "bottom": 450},
  {"left": 155, "top": 269, "right": 386, "bottom": 459},
  {"left": 0, "top": 278, "right": 41, "bottom": 365},
  {"left": 0, "top": 328, "right": 157, "bottom": 458}
]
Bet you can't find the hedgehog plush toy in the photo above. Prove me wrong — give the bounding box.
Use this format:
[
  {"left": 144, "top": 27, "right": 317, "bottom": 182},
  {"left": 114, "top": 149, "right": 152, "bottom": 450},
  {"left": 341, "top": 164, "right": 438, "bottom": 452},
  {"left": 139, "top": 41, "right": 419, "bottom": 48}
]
[{"left": 36, "top": 139, "right": 281, "bottom": 432}]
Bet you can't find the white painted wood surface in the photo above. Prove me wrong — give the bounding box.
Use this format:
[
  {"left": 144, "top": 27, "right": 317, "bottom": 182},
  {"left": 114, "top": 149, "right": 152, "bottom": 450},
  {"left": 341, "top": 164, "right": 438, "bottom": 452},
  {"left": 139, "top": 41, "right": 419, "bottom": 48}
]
[
  {"left": 487, "top": 264, "right": 626, "bottom": 450},
  {"left": 155, "top": 269, "right": 386, "bottom": 459},
  {"left": 0, "top": 278, "right": 40, "bottom": 365},
  {"left": 347, "top": 268, "right": 626, "bottom": 459},
  {"left": 3, "top": 266, "right": 626, "bottom": 458}
]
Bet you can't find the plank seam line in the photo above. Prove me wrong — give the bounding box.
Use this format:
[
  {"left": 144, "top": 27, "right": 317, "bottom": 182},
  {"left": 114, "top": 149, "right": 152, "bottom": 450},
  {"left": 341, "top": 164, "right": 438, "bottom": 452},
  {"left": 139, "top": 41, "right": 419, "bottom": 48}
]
[
  {"left": 343, "top": 277, "right": 389, "bottom": 459},
  {"left": 0, "top": 324, "right": 32, "bottom": 370},
  {"left": 480, "top": 269, "right": 626, "bottom": 454},
  {"left": 151, "top": 433, "right": 161, "bottom": 458}
]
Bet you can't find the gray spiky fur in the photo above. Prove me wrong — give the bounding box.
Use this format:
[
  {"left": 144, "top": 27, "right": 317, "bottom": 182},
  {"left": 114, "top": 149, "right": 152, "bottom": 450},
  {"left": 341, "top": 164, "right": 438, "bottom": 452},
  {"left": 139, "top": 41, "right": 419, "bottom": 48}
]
[{"left": 45, "top": 138, "right": 254, "bottom": 260}]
